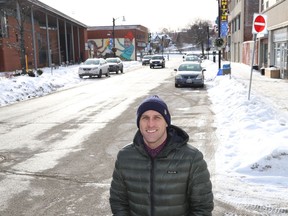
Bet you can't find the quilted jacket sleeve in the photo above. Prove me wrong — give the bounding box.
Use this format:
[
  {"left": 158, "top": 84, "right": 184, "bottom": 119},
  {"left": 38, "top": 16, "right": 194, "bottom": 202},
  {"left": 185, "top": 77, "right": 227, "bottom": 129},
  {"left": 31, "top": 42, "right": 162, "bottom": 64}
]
[
  {"left": 109, "top": 156, "right": 130, "bottom": 216},
  {"left": 188, "top": 149, "right": 214, "bottom": 216}
]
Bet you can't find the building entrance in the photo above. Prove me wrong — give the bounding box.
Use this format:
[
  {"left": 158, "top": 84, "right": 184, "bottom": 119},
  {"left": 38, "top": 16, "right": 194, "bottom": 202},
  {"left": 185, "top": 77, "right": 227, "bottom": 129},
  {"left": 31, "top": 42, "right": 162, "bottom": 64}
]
[{"left": 275, "top": 43, "right": 287, "bottom": 79}]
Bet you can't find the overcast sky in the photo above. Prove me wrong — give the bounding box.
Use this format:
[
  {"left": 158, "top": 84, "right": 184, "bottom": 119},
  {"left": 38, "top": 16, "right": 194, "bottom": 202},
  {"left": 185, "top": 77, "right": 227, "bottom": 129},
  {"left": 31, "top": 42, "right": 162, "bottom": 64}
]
[{"left": 39, "top": 0, "right": 219, "bottom": 32}]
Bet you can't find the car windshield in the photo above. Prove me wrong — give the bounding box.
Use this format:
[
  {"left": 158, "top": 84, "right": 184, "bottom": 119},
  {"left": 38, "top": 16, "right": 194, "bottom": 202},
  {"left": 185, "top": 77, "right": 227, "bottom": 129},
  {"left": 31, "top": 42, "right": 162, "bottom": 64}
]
[
  {"left": 152, "top": 55, "right": 163, "bottom": 60},
  {"left": 179, "top": 64, "right": 201, "bottom": 71},
  {"left": 84, "top": 59, "right": 100, "bottom": 65},
  {"left": 106, "top": 58, "right": 118, "bottom": 63}
]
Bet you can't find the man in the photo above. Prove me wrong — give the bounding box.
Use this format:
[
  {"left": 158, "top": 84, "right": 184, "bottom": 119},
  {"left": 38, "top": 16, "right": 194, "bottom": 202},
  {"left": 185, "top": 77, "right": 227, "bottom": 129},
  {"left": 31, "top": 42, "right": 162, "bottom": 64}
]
[{"left": 110, "top": 95, "right": 214, "bottom": 216}]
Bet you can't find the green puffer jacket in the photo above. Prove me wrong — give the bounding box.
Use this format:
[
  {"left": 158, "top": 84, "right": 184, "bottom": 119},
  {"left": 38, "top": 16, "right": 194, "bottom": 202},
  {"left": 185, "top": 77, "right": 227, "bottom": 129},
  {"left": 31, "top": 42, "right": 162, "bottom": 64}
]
[{"left": 109, "top": 125, "right": 214, "bottom": 216}]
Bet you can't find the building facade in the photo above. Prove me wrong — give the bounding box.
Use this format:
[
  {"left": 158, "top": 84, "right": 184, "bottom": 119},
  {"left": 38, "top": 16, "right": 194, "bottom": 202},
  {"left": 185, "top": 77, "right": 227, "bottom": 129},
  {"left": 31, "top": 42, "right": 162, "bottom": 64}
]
[
  {"left": 227, "top": 0, "right": 259, "bottom": 65},
  {"left": 0, "top": 0, "right": 149, "bottom": 72},
  {"left": 0, "top": 0, "right": 88, "bottom": 72},
  {"left": 226, "top": 0, "right": 288, "bottom": 79},
  {"left": 260, "top": 0, "right": 288, "bottom": 79}
]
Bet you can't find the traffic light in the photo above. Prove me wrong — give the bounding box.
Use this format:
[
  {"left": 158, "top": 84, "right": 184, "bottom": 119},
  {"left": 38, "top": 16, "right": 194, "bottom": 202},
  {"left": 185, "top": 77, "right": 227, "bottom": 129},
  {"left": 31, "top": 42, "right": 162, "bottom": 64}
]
[{"left": 148, "top": 33, "right": 151, "bottom": 43}]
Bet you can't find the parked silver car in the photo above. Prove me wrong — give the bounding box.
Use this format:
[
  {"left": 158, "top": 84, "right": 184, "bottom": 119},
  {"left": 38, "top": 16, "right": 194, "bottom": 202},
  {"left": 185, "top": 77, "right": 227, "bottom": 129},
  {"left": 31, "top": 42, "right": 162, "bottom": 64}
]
[
  {"left": 174, "top": 62, "right": 205, "bottom": 88},
  {"left": 141, "top": 55, "right": 153, "bottom": 65},
  {"left": 106, "top": 57, "right": 124, "bottom": 74},
  {"left": 183, "top": 55, "right": 202, "bottom": 63},
  {"left": 78, "top": 58, "right": 110, "bottom": 78}
]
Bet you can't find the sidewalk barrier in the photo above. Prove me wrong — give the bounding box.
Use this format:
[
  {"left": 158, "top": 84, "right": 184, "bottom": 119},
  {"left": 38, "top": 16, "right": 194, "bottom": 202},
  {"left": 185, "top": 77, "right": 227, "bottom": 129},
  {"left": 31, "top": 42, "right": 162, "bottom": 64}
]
[
  {"left": 217, "top": 68, "right": 223, "bottom": 76},
  {"left": 222, "top": 64, "right": 231, "bottom": 75}
]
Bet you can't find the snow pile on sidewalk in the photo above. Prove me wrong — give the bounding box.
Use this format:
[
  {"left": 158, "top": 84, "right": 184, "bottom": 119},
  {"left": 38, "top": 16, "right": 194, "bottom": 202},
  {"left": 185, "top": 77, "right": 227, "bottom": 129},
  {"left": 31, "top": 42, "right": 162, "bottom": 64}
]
[
  {"left": 203, "top": 61, "right": 288, "bottom": 197},
  {"left": 0, "top": 66, "right": 80, "bottom": 106}
]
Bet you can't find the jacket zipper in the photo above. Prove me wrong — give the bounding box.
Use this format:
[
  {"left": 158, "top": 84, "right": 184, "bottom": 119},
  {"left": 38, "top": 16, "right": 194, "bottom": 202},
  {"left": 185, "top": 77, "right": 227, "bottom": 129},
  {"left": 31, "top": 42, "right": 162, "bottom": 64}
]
[{"left": 150, "top": 158, "right": 154, "bottom": 216}]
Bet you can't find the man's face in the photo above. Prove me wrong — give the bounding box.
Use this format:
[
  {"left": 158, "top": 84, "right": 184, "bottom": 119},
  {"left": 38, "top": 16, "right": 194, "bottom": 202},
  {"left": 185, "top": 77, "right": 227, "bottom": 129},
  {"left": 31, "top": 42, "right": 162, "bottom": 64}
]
[{"left": 139, "top": 110, "right": 168, "bottom": 149}]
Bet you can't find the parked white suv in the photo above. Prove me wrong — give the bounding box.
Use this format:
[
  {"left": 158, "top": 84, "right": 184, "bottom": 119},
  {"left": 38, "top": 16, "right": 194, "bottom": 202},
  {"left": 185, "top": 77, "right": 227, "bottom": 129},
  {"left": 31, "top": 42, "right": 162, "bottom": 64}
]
[
  {"left": 78, "top": 58, "right": 110, "bottom": 78},
  {"left": 149, "top": 55, "right": 165, "bottom": 69}
]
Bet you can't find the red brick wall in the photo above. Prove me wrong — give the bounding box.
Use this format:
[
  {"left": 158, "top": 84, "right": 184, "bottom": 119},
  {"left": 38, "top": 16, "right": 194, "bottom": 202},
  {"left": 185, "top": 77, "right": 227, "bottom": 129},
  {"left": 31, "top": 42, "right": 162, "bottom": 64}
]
[
  {"left": 1, "top": 10, "right": 88, "bottom": 72},
  {"left": 1, "top": 16, "right": 22, "bottom": 71},
  {"left": 242, "top": 40, "right": 258, "bottom": 66},
  {"left": 1, "top": 15, "right": 43, "bottom": 71}
]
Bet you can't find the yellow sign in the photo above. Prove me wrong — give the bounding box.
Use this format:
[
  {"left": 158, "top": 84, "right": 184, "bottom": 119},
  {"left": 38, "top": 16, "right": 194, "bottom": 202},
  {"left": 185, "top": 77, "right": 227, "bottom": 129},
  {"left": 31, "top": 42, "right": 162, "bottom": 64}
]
[{"left": 221, "top": 0, "right": 228, "bottom": 22}]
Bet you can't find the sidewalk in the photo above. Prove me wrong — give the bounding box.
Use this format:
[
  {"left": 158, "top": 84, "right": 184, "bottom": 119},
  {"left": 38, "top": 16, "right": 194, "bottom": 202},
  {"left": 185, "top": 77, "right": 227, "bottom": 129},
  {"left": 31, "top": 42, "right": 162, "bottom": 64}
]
[
  {"left": 218, "top": 61, "right": 288, "bottom": 115},
  {"left": 206, "top": 61, "right": 288, "bottom": 116}
]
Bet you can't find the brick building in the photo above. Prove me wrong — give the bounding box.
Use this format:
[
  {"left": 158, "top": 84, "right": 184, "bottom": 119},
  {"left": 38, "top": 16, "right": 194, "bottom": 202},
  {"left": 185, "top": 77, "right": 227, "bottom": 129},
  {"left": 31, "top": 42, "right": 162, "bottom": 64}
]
[
  {"left": 0, "top": 0, "right": 150, "bottom": 72},
  {"left": 227, "top": 0, "right": 260, "bottom": 65},
  {"left": 0, "top": 0, "right": 88, "bottom": 72},
  {"left": 226, "top": 0, "right": 288, "bottom": 79},
  {"left": 260, "top": 0, "right": 288, "bottom": 79}
]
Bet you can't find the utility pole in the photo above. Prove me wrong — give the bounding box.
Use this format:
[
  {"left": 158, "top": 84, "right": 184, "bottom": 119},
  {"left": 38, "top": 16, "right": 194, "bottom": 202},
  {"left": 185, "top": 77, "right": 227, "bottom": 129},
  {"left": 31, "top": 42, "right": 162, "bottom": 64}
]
[
  {"left": 218, "top": 0, "right": 221, "bottom": 70},
  {"left": 112, "top": 16, "right": 125, "bottom": 57},
  {"left": 207, "top": 26, "right": 210, "bottom": 60},
  {"left": 112, "top": 18, "right": 116, "bottom": 57}
]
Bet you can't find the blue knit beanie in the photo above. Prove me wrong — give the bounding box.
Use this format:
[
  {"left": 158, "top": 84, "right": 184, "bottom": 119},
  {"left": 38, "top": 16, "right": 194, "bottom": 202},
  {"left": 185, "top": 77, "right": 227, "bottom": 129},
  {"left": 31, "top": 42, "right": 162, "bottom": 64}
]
[{"left": 136, "top": 95, "right": 171, "bottom": 128}]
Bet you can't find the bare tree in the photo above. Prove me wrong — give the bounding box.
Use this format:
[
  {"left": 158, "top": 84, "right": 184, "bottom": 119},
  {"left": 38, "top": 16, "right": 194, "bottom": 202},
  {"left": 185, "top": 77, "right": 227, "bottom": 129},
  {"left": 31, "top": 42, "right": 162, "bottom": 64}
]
[
  {"left": 187, "top": 19, "right": 213, "bottom": 56},
  {"left": 0, "top": 0, "right": 32, "bottom": 73},
  {"left": 160, "top": 18, "right": 215, "bottom": 54}
]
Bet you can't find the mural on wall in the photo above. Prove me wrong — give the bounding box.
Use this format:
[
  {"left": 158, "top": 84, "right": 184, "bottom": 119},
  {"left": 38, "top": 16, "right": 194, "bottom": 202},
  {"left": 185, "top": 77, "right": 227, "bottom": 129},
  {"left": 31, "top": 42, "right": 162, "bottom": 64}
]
[
  {"left": 87, "top": 39, "right": 111, "bottom": 58},
  {"left": 88, "top": 31, "right": 135, "bottom": 60},
  {"left": 116, "top": 32, "right": 135, "bottom": 60}
]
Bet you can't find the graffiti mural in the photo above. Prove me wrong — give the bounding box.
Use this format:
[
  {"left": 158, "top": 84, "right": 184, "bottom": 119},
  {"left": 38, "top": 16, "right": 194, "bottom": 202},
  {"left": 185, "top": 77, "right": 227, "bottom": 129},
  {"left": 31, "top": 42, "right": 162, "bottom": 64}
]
[{"left": 88, "top": 31, "right": 135, "bottom": 60}]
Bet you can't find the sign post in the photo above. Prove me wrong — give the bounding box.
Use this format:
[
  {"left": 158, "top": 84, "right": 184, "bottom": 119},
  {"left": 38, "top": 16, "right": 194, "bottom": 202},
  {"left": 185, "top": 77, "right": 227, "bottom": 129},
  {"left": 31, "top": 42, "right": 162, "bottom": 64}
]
[{"left": 248, "top": 14, "right": 268, "bottom": 100}]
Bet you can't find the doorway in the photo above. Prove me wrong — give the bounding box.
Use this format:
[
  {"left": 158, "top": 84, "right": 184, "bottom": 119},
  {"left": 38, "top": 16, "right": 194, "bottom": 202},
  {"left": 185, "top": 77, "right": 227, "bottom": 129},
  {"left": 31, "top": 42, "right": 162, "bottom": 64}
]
[{"left": 280, "top": 43, "right": 287, "bottom": 79}]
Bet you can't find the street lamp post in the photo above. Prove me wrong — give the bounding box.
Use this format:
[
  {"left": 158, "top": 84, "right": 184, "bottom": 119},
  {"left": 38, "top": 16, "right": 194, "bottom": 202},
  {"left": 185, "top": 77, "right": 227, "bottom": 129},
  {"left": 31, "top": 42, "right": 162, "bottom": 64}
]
[
  {"left": 207, "top": 26, "right": 210, "bottom": 60},
  {"left": 112, "top": 16, "right": 125, "bottom": 57},
  {"left": 112, "top": 18, "right": 115, "bottom": 49},
  {"left": 218, "top": 0, "right": 221, "bottom": 70}
]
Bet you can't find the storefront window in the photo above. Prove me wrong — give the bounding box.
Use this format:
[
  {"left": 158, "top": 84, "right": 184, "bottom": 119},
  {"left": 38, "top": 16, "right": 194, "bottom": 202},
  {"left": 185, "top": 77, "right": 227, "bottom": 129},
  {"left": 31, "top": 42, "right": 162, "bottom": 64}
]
[
  {"left": 273, "top": 28, "right": 288, "bottom": 68},
  {"left": 274, "top": 43, "right": 281, "bottom": 67}
]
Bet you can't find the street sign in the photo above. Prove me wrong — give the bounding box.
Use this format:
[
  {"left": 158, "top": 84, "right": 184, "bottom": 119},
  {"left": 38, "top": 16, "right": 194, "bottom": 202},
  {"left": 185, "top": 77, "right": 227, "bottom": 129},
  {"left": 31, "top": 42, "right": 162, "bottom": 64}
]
[{"left": 252, "top": 14, "right": 267, "bottom": 34}]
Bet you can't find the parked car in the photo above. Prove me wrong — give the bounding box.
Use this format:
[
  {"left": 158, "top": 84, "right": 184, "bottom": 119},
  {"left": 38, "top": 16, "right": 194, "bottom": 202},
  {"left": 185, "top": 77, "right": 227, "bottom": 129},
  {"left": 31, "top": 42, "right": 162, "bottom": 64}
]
[
  {"left": 106, "top": 57, "right": 124, "bottom": 74},
  {"left": 78, "top": 58, "right": 110, "bottom": 78},
  {"left": 183, "top": 55, "right": 202, "bottom": 63},
  {"left": 142, "top": 55, "right": 153, "bottom": 65},
  {"left": 150, "top": 55, "right": 165, "bottom": 68},
  {"left": 174, "top": 62, "right": 205, "bottom": 88},
  {"left": 183, "top": 53, "right": 202, "bottom": 63}
]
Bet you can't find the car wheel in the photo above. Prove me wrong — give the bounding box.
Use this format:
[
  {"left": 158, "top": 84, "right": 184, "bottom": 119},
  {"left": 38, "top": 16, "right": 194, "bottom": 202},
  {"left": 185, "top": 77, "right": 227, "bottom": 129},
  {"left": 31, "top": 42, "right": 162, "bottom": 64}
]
[
  {"left": 121, "top": 67, "right": 123, "bottom": 73},
  {"left": 79, "top": 75, "right": 83, "bottom": 78},
  {"left": 175, "top": 84, "right": 179, "bottom": 88},
  {"left": 98, "top": 71, "right": 102, "bottom": 78}
]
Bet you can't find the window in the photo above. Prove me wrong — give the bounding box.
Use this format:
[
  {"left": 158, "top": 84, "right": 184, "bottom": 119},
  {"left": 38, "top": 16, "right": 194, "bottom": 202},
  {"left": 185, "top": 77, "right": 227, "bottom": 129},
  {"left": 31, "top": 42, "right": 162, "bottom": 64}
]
[
  {"left": 0, "top": 10, "right": 8, "bottom": 38},
  {"left": 237, "top": 14, "right": 241, "bottom": 30},
  {"left": 261, "top": 0, "right": 264, "bottom": 11}
]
